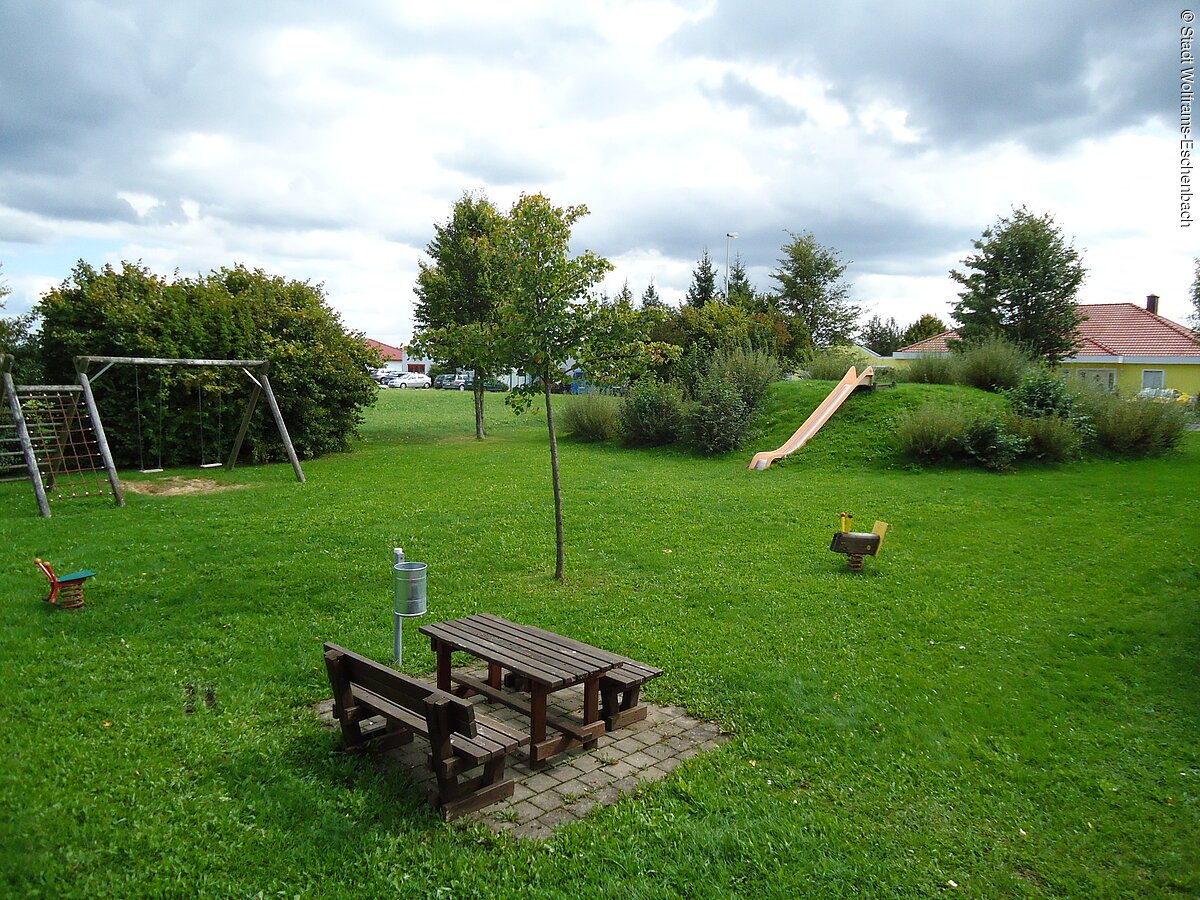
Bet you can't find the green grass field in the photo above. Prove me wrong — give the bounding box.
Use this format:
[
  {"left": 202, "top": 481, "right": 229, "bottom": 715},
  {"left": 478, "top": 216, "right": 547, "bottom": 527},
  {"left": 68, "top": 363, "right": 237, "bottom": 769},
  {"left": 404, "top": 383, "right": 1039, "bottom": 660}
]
[{"left": 2, "top": 383, "right": 1197, "bottom": 897}]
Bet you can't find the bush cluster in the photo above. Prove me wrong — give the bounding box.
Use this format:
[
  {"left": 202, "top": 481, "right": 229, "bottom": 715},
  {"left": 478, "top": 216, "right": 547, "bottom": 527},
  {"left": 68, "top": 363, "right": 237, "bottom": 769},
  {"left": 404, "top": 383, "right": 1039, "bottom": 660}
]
[
  {"left": 805, "top": 346, "right": 870, "bottom": 381},
  {"left": 899, "top": 371, "right": 1189, "bottom": 470},
  {"left": 896, "top": 354, "right": 955, "bottom": 384},
  {"left": 950, "top": 336, "right": 1032, "bottom": 392},
  {"left": 591, "top": 347, "right": 781, "bottom": 455},
  {"left": 897, "top": 406, "right": 1028, "bottom": 471},
  {"left": 560, "top": 393, "right": 620, "bottom": 442},
  {"left": 1074, "top": 388, "right": 1189, "bottom": 455},
  {"left": 1006, "top": 369, "right": 1077, "bottom": 418},
  {"left": 617, "top": 379, "right": 684, "bottom": 446},
  {"left": 1008, "top": 413, "right": 1083, "bottom": 462},
  {"left": 685, "top": 371, "right": 752, "bottom": 455}
]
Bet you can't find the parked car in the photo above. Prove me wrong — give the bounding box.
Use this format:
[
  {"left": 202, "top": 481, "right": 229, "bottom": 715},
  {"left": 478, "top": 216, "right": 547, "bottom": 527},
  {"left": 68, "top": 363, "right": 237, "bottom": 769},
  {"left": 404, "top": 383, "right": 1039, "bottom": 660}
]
[
  {"left": 453, "top": 375, "right": 506, "bottom": 392},
  {"left": 1134, "top": 387, "right": 1191, "bottom": 403},
  {"left": 432, "top": 373, "right": 455, "bottom": 389},
  {"left": 386, "top": 372, "right": 432, "bottom": 389},
  {"left": 447, "top": 374, "right": 471, "bottom": 390}
]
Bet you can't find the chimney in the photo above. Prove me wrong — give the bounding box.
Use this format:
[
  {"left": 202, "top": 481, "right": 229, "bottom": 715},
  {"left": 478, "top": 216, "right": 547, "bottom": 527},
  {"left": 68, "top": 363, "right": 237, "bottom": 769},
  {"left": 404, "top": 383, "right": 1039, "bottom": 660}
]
[{"left": 1146, "top": 294, "right": 1159, "bottom": 314}]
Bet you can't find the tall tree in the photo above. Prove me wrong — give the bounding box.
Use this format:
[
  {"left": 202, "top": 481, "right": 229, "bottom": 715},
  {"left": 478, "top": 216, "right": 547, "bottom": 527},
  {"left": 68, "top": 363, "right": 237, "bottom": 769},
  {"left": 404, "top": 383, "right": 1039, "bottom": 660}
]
[
  {"left": 771, "top": 231, "right": 860, "bottom": 346},
  {"left": 726, "top": 254, "right": 755, "bottom": 309},
  {"left": 860, "top": 315, "right": 904, "bottom": 356},
  {"left": 685, "top": 250, "right": 718, "bottom": 308},
  {"left": 640, "top": 280, "right": 663, "bottom": 309},
  {"left": 901, "top": 313, "right": 949, "bottom": 347},
  {"left": 950, "top": 206, "right": 1086, "bottom": 364},
  {"left": 412, "top": 192, "right": 506, "bottom": 439},
  {"left": 495, "top": 194, "right": 612, "bottom": 581}
]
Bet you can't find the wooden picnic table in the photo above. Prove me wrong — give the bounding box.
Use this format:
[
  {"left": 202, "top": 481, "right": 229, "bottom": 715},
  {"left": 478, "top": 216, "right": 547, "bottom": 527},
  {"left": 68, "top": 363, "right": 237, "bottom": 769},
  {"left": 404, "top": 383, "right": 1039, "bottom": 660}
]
[{"left": 419, "top": 613, "right": 626, "bottom": 767}]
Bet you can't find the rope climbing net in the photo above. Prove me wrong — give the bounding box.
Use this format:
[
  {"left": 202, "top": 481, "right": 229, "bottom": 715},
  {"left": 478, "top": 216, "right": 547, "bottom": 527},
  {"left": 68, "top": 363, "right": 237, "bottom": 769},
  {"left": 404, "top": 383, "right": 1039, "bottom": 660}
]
[
  {"left": 14, "top": 387, "right": 113, "bottom": 502},
  {"left": 2, "top": 354, "right": 124, "bottom": 517}
]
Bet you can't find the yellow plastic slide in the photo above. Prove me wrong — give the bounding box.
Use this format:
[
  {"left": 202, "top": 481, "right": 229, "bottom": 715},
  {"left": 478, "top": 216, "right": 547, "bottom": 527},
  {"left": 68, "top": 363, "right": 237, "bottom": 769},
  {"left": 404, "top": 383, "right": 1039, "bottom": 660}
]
[{"left": 748, "top": 366, "right": 875, "bottom": 471}]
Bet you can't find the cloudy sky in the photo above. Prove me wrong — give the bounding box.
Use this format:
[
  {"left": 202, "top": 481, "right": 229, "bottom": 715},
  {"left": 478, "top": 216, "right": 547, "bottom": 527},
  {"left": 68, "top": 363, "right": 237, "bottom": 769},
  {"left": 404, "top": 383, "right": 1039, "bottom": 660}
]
[{"left": 1, "top": 1, "right": 1193, "bottom": 345}]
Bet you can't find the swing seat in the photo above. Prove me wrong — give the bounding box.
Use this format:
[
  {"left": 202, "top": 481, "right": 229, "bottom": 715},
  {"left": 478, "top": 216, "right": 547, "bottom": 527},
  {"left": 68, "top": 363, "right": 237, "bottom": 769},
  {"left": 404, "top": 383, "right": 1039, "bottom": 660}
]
[{"left": 34, "top": 558, "right": 96, "bottom": 610}]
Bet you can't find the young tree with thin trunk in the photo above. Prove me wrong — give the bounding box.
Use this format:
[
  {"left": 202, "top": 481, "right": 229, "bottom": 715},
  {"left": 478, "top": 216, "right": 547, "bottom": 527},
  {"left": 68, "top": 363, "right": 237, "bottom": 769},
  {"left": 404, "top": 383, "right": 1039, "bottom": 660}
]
[
  {"left": 412, "top": 193, "right": 506, "bottom": 439},
  {"left": 495, "top": 194, "right": 612, "bottom": 581}
]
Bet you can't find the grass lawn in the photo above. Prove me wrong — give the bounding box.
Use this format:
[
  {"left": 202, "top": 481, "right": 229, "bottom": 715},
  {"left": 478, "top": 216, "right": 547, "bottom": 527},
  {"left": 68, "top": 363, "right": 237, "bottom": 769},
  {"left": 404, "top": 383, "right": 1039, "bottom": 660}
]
[{"left": 2, "top": 383, "right": 1197, "bottom": 897}]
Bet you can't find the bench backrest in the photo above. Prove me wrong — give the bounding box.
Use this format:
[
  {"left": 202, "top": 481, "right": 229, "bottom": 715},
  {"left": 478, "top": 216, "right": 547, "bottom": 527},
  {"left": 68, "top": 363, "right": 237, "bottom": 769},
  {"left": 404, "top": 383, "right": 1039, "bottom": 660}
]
[{"left": 323, "top": 642, "right": 477, "bottom": 738}]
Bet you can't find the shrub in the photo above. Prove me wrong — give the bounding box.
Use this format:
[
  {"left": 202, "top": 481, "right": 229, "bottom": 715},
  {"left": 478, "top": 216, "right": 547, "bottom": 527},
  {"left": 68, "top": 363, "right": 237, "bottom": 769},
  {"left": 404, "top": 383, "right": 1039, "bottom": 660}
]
[
  {"left": 1075, "top": 389, "right": 1189, "bottom": 455},
  {"left": 712, "top": 346, "right": 782, "bottom": 414},
  {"left": 898, "top": 404, "right": 1027, "bottom": 470},
  {"left": 1006, "top": 369, "right": 1077, "bottom": 418},
  {"left": 950, "top": 336, "right": 1031, "bottom": 392},
  {"left": 897, "top": 403, "right": 972, "bottom": 463},
  {"left": 618, "top": 379, "right": 684, "bottom": 446},
  {"left": 805, "top": 346, "right": 870, "bottom": 381},
  {"left": 684, "top": 371, "right": 752, "bottom": 455},
  {"left": 961, "top": 416, "right": 1028, "bottom": 471},
  {"left": 560, "top": 392, "right": 620, "bottom": 442},
  {"left": 1008, "top": 414, "right": 1083, "bottom": 462},
  {"left": 897, "top": 354, "right": 955, "bottom": 384}
]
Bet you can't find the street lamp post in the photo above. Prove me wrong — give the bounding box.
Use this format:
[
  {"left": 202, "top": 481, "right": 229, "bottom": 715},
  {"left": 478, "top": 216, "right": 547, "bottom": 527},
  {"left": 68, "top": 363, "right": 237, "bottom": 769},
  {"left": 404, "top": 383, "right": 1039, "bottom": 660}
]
[{"left": 725, "top": 232, "right": 738, "bottom": 299}]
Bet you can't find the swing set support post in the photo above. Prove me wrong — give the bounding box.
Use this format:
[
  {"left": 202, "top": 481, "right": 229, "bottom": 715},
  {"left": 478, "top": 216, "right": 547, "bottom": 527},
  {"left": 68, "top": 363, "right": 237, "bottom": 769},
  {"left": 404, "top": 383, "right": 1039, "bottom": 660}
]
[
  {"left": 2, "top": 355, "right": 51, "bottom": 518},
  {"left": 74, "top": 368, "right": 125, "bottom": 507},
  {"left": 225, "top": 371, "right": 261, "bottom": 472},
  {"left": 258, "top": 364, "right": 305, "bottom": 484}
]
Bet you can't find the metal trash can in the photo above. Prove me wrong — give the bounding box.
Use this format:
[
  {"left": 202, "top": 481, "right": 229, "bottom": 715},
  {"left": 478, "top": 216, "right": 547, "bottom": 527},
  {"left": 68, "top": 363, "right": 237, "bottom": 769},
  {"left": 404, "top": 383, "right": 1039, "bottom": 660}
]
[
  {"left": 392, "top": 557, "right": 427, "bottom": 662},
  {"left": 394, "top": 562, "right": 428, "bottom": 618}
]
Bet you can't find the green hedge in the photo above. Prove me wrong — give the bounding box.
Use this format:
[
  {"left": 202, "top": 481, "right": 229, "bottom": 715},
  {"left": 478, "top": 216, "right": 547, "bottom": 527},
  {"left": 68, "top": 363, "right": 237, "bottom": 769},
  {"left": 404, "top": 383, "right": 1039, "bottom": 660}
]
[{"left": 35, "top": 261, "right": 378, "bottom": 467}]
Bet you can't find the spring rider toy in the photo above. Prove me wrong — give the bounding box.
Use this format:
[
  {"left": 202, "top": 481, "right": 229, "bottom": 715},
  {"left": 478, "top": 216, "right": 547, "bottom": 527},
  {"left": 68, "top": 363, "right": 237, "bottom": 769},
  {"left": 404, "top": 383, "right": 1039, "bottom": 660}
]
[{"left": 829, "top": 513, "right": 889, "bottom": 572}]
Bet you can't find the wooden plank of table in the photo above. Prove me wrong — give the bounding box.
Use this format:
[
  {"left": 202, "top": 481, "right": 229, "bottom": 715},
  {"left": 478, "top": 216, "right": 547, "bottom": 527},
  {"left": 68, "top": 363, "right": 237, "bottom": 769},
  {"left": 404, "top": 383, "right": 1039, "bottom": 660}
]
[
  {"left": 475, "top": 613, "right": 626, "bottom": 670},
  {"left": 437, "top": 614, "right": 623, "bottom": 687},
  {"left": 422, "top": 620, "right": 575, "bottom": 686},
  {"left": 451, "top": 673, "right": 605, "bottom": 744},
  {"left": 447, "top": 617, "right": 586, "bottom": 682},
  {"left": 467, "top": 614, "right": 623, "bottom": 675}
]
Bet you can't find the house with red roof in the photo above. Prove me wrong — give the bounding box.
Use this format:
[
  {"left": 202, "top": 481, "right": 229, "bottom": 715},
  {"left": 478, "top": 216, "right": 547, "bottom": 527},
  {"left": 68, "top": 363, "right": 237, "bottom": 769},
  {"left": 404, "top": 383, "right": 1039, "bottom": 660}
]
[{"left": 893, "top": 296, "right": 1200, "bottom": 395}]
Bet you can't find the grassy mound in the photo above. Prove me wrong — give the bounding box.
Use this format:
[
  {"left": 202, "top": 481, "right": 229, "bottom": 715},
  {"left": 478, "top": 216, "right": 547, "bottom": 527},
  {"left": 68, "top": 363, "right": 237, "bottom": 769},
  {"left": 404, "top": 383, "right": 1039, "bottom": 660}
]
[{"left": 751, "top": 380, "right": 1007, "bottom": 468}]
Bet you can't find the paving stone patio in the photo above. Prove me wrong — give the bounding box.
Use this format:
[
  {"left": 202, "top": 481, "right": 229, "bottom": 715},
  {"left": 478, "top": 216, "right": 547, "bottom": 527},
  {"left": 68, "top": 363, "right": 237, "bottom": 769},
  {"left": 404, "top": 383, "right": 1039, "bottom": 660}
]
[{"left": 316, "top": 666, "right": 729, "bottom": 839}]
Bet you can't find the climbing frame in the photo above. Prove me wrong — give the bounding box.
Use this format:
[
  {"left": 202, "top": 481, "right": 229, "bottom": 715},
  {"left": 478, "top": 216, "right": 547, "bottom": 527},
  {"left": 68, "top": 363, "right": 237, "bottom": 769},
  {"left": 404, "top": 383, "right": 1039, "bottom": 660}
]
[{"left": 2, "top": 354, "right": 124, "bottom": 517}]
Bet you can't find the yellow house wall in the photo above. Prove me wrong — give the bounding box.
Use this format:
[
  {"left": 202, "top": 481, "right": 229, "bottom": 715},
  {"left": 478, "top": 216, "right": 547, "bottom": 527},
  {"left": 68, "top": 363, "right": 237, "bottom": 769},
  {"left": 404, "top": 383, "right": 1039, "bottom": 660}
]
[{"left": 1059, "top": 362, "right": 1200, "bottom": 395}]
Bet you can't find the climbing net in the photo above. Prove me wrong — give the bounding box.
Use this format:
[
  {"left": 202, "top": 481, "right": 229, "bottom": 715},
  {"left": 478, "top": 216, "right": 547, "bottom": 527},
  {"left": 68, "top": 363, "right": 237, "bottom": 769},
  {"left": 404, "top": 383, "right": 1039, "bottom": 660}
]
[{"left": 14, "top": 387, "right": 114, "bottom": 503}]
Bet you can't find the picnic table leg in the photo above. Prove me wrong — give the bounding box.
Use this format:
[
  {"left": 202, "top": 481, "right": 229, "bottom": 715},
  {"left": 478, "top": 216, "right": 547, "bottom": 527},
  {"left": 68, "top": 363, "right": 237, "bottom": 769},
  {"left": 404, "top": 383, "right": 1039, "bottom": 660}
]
[
  {"left": 487, "top": 661, "right": 502, "bottom": 690},
  {"left": 435, "top": 641, "right": 452, "bottom": 692},
  {"left": 529, "top": 683, "right": 549, "bottom": 767},
  {"left": 582, "top": 676, "right": 600, "bottom": 729}
]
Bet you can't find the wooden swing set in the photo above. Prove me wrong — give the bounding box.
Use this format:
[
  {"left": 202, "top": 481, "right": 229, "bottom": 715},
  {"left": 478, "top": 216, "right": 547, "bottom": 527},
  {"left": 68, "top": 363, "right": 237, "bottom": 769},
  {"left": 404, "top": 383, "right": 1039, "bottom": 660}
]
[{"left": 2, "top": 354, "right": 305, "bottom": 517}]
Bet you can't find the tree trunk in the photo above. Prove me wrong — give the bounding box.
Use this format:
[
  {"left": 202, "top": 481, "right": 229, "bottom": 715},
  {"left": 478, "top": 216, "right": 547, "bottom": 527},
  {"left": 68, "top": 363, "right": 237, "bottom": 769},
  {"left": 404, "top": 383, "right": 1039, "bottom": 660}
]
[
  {"left": 543, "top": 369, "right": 565, "bottom": 582},
  {"left": 473, "top": 368, "right": 485, "bottom": 439}
]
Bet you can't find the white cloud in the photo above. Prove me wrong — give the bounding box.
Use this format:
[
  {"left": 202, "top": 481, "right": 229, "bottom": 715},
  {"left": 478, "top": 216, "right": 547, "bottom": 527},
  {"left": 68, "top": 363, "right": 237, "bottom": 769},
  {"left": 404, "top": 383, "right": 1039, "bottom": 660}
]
[{"left": 0, "top": 0, "right": 1191, "bottom": 343}]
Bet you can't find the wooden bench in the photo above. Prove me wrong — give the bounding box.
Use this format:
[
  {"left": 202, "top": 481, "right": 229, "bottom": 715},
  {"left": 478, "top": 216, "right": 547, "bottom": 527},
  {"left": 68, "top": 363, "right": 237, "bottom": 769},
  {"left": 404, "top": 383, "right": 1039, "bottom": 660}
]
[
  {"left": 323, "top": 643, "right": 523, "bottom": 820},
  {"left": 600, "top": 659, "right": 663, "bottom": 730}
]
